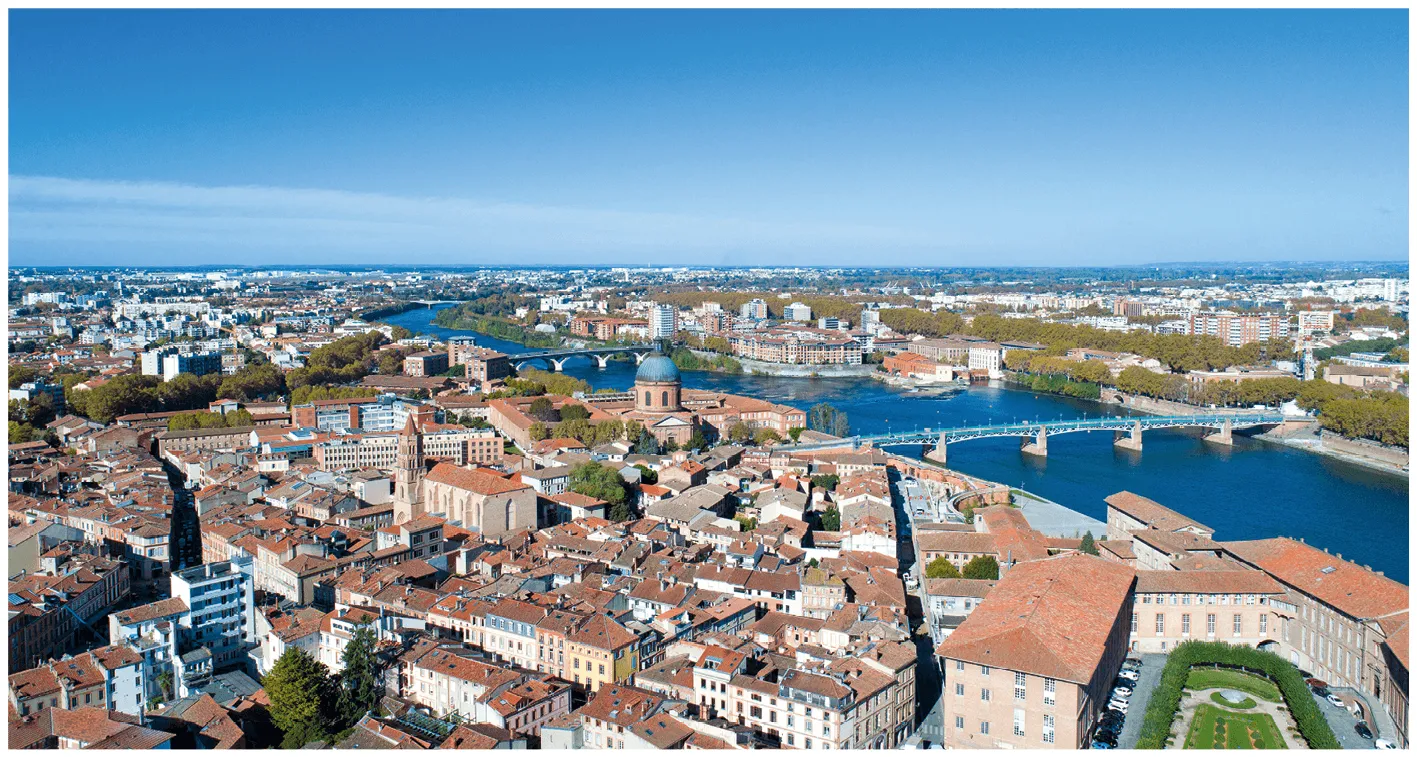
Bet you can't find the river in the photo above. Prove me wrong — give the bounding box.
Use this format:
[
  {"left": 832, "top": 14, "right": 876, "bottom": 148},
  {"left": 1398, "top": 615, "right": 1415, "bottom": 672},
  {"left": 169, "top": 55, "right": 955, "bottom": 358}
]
[{"left": 387, "top": 305, "right": 1410, "bottom": 582}]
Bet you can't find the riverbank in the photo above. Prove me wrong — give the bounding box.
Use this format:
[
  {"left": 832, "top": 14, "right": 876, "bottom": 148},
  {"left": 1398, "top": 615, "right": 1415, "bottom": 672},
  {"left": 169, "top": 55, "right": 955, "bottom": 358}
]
[
  {"left": 732, "top": 357, "right": 879, "bottom": 378},
  {"left": 1093, "top": 387, "right": 1409, "bottom": 477}
]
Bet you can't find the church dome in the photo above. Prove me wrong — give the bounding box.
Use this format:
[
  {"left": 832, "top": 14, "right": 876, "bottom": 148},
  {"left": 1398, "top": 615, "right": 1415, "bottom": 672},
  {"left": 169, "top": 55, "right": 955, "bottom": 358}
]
[{"left": 635, "top": 353, "right": 681, "bottom": 384}]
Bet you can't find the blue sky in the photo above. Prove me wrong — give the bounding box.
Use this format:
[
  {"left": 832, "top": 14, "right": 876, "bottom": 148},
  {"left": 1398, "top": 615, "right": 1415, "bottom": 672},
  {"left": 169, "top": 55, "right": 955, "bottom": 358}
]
[{"left": 8, "top": 9, "right": 1409, "bottom": 267}]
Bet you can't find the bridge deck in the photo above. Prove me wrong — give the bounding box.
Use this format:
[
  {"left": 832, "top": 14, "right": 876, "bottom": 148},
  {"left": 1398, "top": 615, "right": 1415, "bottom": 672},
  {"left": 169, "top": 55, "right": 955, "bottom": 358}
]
[{"left": 787, "top": 413, "right": 1288, "bottom": 451}]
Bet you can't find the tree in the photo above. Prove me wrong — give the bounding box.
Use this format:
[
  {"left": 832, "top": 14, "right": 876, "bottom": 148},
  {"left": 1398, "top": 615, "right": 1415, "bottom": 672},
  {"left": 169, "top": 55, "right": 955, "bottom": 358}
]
[
  {"left": 568, "top": 462, "right": 629, "bottom": 507},
  {"left": 727, "top": 422, "right": 753, "bottom": 443},
  {"left": 389, "top": 325, "right": 413, "bottom": 340},
  {"left": 264, "top": 647, "right": 333, "bottom": 748},
  {"left": 752, "top": 428, "right": 783, "bottom": 445},
  {"left": 559, "top": 403, "right": 591, "bottom": 422},
  {"left": 961, "top": 555, "right": 1000, "bottom": 580},
  {"left": 527, "top": 397, "right": 560, "bottom": 423},
  {"left": 633, "top": 428, "right": 660, "bottom": 455},
  {"left": 337, "top": 622, "right": 381, "bottom": 727},
  {"left": 686, "top": 430, "right": 709, "bottom": 451},
  {"left": 1079, "top": 531, "right": 1099, "bottom": 556},
  {"left": 787, "top": 426, "right": 805, "bottom": 443},
  {"left": 734, "top": 515, "right": 757, "bottom": 531},
  {"left": 807, "top": 403, "right": 850, "bottom": 437},
  {"left": 810, "top": 474, "right": 839, "bottom": 492},
  {"left": 634, "top": 464, "right": 657, "bottom": 484},
  {"left": 8, "top": 365, "right": 38, "bottom": 389},
  {"left": 925, "top": 557, "right": 962, "bottom": 579},
  {"left": 819, "top": 506, "right": 841, "bottom": 531},
  {"left": 528, "top": 422, "right": 550, "bottom": 442}
]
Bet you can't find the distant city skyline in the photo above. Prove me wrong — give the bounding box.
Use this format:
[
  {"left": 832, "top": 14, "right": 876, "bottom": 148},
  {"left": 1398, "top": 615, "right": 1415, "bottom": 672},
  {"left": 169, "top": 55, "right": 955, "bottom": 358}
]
[{"left": 9, "top": 9, "right": 1409, "bottom": 267}]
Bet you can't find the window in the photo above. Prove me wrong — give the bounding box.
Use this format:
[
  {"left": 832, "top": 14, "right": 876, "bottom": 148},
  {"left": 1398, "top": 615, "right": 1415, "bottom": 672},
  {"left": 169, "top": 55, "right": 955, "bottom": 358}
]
[
  {"left": 980, "top": 665, "right": 990, "bottom": 677},
  {"left": 955, "top": 683, "right": 965, "bottom": 697},
  {"left": 1043, "top": 678, "right": 1056, "bottom": 707},
  {"left": 1131, "top": 614, "right": 1137, "bottom": 633},
  {"left": 1013, "top": 709, "right": 1025, "bottom": 737},
  {"left": 1014, "top": 673, "right": 1026, "bottom": 701},
  {"left": 981, "top": 689, "right": 991, "bottom": 702},
  {"left": 1156, "top": 614, "right": 1165, "bottom": 635},
  {"left": 955, "top": 716, "right": 965, "bottom": 729},
  {"left": 1233, "top": 614, "right": 1243, "bottom": 636},
  {"left": 1260, "top": 614, "right": 1268, "bottom": 634},
  {"left": 644, "top": 391, "right": 651, "bottom": 405},
  {"left": 956, "top": 660, "right": 965, "bottom": 672},
  {"left": 1207, "top": 614, "right": 1217, "bottom": 635},
  {"left": 980, "top": 721, "right": 990, "bottom": 735},
  {"left": 1043, "top": 714, "right": 1055, "bottom": 744},
  {"left": 1182, "top": 614, "right": 1191, "bottom": 635}
]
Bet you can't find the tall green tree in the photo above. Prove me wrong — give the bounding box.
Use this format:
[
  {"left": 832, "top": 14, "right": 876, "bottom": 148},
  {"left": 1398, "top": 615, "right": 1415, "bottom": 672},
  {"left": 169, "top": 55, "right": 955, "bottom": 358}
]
[
  {"left": 264, "top": 647, "right": 333, "bottom": 748},
  {"left": 337, "top": 622, "right": 381, "bottom": 726},
  {"left": 1079, "top": 531, "right": 1100, "bottom": 556},
  {"left": 807, "top": 403, "right": 850, "bottom": 437},
  {"left": 819, "top": 505, "right": 841, "bottom": 531}
]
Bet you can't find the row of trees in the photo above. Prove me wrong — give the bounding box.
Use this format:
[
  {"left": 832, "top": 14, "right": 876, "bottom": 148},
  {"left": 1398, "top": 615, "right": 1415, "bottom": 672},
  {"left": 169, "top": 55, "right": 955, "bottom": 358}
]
[
  {"left": 66, "top": 372, "right": 222, "bottom": 424},
  {"left": 167, "top": 409, "right": 255, "bottom": 431},
  {"left": 924, "top": 554, "right": 1001, "bottom": 580},
  {"left": 669, "top": 346, "right": 743, "bottom": 374},
  {"left": 283, "top": 332, "right": 397, "bottom": 392}
]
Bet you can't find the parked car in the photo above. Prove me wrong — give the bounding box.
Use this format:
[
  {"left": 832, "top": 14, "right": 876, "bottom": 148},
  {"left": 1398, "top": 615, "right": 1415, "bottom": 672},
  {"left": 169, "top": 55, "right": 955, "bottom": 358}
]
[
  {"left": 1113, "top": 679, "right": 1135, "bottom": 690},
  {"left": 1375, "top": 739, "right": 1397, "bottom": 749},
  {"left": 1310, "top": 686, "right": 1330, "bottom": 698},
  {"left": 1118, "top": 670, "right": 1140, "bottom": 681},
  {"left": 1111, "top": 687, "right": 1132, "bottom": 700},
  {"left": 1305, "top": 678, "right": 1329, "bottom": 689},
  {"left": 1326, "top": 694, "right": 1346, "bottom": 708},
  {"left": 1298, "top": 668, "right": 1315, "bottom": 680},
  {"left": 1090, "top": 742, "right": 1113, "bottom": 750},
  {"left": 1355, "top": 722, "right": 1373, "bottom": 740},
  {"left": 1107, "top": 701, "right": 1129, "bottom": 714}
]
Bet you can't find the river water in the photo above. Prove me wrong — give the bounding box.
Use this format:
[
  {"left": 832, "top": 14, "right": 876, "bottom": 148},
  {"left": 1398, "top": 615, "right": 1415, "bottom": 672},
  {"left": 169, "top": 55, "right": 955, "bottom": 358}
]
[{"left": 387, "top": 305, "right": 1411, "bottom": 582}]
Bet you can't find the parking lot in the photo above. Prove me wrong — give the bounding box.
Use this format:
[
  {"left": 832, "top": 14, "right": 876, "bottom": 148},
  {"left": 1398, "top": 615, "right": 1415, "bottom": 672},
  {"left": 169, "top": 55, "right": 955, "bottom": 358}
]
[
  {"left": 1111, "top": 653, "right": 1167, "bottom": 748},
  {"left": 1317, "top": 687, "right": 1380, "bottom": 749}
]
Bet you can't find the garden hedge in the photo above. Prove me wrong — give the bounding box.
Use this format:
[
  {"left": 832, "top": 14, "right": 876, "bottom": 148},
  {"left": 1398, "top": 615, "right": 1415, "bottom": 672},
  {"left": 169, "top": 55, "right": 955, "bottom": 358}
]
[{"left": 1134, "top": 641, "right": 1339, "bottom": 749}]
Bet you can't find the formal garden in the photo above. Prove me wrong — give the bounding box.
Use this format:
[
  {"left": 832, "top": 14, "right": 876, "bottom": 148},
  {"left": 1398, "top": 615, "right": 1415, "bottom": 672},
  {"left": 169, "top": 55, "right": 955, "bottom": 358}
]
[{"left": 1135, "top": 641, "right": 1339, "bottom": 750}]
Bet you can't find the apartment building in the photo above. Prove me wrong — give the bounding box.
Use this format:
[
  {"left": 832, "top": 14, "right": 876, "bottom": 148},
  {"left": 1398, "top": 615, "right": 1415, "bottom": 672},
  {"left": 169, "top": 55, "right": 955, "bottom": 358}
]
[
  {"left": 169, "top": 559, "right": 257, "bottom": 678},
  {"left": 404, "top": 351, "right": 450, "bottom": 377},
  {"left": 8, "top": 645, "right": 144, "bottom": 719},
  {"left": 1187, "top": 311, "right": 1291, "bottom": 347}
]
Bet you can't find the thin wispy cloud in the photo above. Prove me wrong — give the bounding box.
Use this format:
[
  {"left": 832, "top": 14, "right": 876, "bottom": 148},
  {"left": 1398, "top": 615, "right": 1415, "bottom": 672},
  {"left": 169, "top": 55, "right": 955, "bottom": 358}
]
[{"left": 8, "top": 176, "right": 928, "bottom": 263}]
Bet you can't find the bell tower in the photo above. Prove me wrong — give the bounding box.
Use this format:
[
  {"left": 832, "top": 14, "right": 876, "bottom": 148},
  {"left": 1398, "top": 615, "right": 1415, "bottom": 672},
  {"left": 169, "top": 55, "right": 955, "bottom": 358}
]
[{"left": 393, "top": 414, "right": 424, "bottom": 524}]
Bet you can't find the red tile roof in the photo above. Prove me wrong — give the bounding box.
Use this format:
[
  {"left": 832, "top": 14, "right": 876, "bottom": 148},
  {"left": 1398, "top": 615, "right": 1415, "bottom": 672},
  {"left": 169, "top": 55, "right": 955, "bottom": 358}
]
[{"left": 936, "top": 553, "right": 1135, "bottom": 684}]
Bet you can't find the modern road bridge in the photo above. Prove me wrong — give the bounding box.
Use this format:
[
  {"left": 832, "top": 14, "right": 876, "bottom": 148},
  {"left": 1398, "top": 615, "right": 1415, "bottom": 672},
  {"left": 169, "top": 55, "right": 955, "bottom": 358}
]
[
  {"left": 512, "top": 344, "right": 659, "bottom": 371},
  {"left": 787, "top": 412, "right": 1289, "bottom": 463}
]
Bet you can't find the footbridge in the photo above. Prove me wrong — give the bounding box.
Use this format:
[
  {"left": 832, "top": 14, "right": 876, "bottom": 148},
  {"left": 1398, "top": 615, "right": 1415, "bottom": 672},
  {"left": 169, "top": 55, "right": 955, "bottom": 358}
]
[
  {"left": 513, "top": 345, "right": 658, "bottom": 371},
  {"left": 788, "top": 412, "right": 1288, "bottom": 464}
]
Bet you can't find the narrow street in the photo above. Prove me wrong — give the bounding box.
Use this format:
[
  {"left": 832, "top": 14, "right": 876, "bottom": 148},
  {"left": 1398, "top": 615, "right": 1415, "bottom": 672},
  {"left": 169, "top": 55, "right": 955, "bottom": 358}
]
[
  {"left": 889, "top": 468, "right": 945, "bottom": 746},
  {"left": 159, "top": 452, "right": 203, "bottom": 575}
]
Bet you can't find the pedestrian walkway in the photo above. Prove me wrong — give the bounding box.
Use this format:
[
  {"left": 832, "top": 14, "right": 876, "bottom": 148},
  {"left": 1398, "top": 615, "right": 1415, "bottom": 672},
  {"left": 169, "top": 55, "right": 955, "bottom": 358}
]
[{"left": 1012, "top": 490, "right": 1106, "bottom": 538}]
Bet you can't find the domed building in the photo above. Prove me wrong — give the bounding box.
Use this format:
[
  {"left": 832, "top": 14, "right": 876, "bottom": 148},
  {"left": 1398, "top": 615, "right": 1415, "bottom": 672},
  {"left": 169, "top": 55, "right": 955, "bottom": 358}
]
[{"left": 634, "top": 352, "right": 682, "bottom": 414}]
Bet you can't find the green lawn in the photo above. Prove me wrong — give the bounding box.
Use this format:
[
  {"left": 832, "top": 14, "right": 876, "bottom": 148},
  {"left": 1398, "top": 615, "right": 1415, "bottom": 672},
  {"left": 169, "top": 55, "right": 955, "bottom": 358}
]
[
  {"left": 1186, "top": 704, "right": 1288, "bottom": 749},
  {"left": 1187, "top": 668, "right": 1283, "bottom": 702},
  {"left": 1211, "top": 691, "right": 1257, "bottom": 709}
]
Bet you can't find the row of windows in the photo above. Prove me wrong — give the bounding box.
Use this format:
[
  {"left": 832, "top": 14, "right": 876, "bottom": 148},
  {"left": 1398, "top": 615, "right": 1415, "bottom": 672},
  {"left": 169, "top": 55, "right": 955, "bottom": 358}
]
[
  {"left": 953, "top": 711, "right": 1054, "bottom": 743},
  {"left": 1138, "top": 593, "right": 1261, "bottom": 606},
  {"left": 1135, "top": 612, "right": 1267, "bottom": 637}
]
